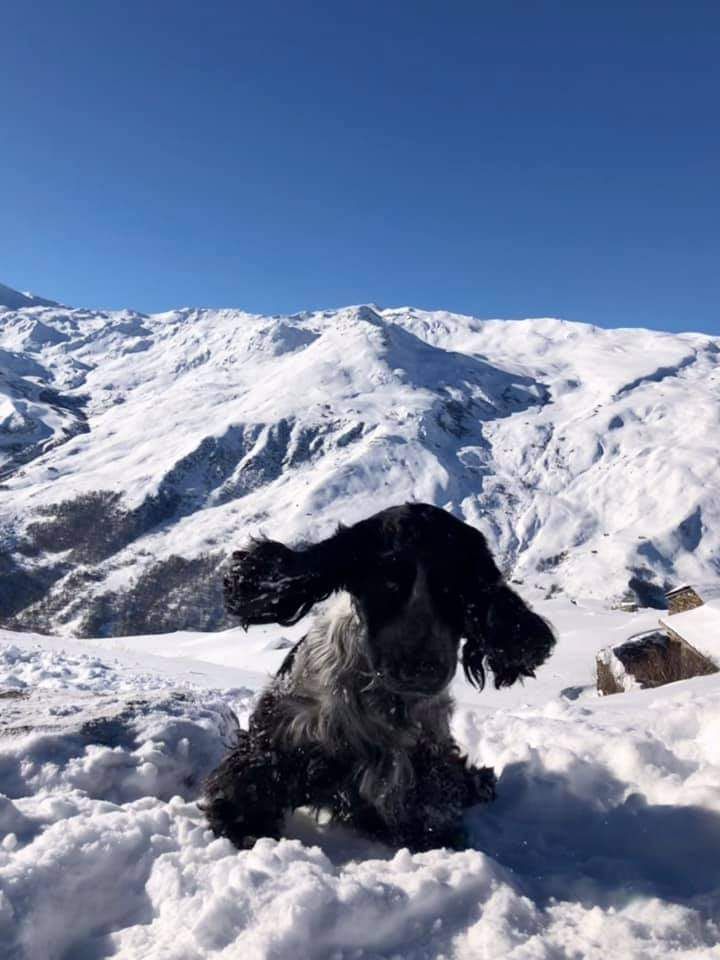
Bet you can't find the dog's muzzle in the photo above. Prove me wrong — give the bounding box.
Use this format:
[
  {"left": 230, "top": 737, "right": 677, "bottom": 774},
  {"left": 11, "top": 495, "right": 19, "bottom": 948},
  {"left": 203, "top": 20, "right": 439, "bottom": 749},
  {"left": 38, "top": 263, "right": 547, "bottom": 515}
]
[{"left": 380, "top": 656, "right": 455, "bottom": 696}]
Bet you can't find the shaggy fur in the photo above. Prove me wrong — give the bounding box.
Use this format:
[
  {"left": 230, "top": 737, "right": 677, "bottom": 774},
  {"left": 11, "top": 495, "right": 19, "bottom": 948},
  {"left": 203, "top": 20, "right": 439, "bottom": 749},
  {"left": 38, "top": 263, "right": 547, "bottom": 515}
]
[{"left": 202, "top": 502, "right": 555, "bottom": 851}]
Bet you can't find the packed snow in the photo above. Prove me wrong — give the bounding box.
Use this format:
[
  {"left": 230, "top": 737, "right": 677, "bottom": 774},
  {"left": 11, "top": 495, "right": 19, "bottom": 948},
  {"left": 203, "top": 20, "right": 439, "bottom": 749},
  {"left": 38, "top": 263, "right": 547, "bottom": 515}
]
[{"left": 3, "top": 596, "right": 720, "bottom": 959}]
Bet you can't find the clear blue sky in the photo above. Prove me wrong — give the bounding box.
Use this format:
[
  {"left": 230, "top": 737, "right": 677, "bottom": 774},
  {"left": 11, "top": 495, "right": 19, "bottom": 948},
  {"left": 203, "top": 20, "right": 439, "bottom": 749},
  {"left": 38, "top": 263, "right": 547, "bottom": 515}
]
[{"left": 1, "top": 1, "right": 718, "bottom": 334}]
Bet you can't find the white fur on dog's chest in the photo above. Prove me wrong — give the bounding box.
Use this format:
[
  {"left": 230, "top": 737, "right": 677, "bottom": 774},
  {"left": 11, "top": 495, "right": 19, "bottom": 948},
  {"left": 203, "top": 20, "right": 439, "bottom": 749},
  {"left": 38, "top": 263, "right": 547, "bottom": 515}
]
[{"left": 273, "top": 593, "right": 453, "bottom": 811}]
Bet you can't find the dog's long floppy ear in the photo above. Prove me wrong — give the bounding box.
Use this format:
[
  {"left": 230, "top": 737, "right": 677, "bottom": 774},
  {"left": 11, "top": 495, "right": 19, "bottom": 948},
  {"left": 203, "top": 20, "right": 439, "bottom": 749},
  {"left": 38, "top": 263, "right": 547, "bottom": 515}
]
[
  {"left": 224, "top": 535, "right": 341, "bottom": 628},
  {"left": 458, "top": 528, "right": 556, "bottom": 690},
  {"left": 464, "top": 584, "right": 556, "bottom": 689}
]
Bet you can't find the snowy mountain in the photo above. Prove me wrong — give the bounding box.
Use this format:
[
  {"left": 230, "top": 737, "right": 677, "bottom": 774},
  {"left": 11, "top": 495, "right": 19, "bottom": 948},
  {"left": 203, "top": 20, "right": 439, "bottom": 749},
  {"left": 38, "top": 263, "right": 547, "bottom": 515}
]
[
  {"left": 0, "top": 281, "right": 60, "bottom": 310},
  {"left": 1, "top": 286, "right": 719, "bottom": 636}
]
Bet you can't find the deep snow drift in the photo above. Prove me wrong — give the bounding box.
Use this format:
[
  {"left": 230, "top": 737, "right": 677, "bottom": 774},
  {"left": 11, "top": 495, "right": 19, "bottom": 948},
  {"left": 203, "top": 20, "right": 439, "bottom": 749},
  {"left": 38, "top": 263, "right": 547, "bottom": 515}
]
[
  {"left": 1, "top": 289, "right": 719, "bottom": 636},
  {"left": 2, "top": 598, "right": 720, "bottom": 960}
]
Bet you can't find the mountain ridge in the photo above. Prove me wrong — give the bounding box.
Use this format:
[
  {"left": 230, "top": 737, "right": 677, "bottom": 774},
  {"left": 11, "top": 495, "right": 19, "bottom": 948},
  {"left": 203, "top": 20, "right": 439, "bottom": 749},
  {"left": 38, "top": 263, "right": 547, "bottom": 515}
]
[
  {"left": 1, "top": 294, "right": 718, "bottom": 635},
  {"left": 0, "top": 281, "right": 61, "bottom": 310}
]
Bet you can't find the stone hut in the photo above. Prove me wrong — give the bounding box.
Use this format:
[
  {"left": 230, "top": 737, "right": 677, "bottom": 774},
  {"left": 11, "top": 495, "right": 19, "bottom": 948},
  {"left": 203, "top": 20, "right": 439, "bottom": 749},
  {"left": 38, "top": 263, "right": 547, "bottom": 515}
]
[{"left": 665, "top": 584, "right": 705, "bottom": 615}]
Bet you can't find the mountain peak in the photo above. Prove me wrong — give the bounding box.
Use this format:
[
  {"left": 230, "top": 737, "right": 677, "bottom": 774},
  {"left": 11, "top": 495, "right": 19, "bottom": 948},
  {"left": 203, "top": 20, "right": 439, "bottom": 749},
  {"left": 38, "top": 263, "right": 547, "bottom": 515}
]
[{"left": 0, "top": 282, "right": 61, "bottom": 310}]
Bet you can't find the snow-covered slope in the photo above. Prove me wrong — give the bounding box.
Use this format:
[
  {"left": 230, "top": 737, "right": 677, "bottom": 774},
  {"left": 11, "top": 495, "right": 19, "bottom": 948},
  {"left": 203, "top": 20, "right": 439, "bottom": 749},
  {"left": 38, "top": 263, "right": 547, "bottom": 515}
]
[
  {"left": 3, "top": 602, "right": 720, "bottom": 959},
  {"left": 1, "top": 285, "right": 719, "bottom": 635}
]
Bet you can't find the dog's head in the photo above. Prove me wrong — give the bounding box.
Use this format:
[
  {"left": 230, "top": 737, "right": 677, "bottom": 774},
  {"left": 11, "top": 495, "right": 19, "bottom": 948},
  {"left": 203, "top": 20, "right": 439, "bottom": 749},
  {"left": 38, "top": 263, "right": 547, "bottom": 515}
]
[{"left": 224, "top": 503, "right": 555, "bottom": 695}]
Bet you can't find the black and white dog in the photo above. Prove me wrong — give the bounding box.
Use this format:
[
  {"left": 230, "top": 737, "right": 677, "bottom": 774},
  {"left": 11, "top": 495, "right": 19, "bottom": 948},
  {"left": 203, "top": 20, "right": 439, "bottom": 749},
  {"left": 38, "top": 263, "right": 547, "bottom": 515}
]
[{"left": 202, "top": 503, "right": 555, "bottom": 851}]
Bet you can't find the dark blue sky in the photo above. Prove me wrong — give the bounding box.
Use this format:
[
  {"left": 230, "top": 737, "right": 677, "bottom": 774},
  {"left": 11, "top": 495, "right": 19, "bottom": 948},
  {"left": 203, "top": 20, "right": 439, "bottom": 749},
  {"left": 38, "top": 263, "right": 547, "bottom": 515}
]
[{"left": 2, "top": 1, "right": 718, "bottom": 334}]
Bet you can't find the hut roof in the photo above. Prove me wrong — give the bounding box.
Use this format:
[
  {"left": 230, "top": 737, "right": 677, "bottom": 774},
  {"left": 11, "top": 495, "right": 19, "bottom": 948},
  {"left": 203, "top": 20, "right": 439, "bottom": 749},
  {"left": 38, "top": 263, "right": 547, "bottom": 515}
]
[
  {"left": 659, "top": 598, "right": 720, "bottom": 664},
  {"left": 665, "top": 584, "right": 696, "bottom": 597}
]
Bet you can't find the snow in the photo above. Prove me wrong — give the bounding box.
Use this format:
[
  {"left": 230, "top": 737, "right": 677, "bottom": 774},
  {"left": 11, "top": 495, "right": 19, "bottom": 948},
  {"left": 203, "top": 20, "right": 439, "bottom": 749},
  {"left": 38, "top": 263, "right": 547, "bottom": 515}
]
[
  {"left": 659, "top": 599, "right": 720, "bottom": 664},
  {"left": 3, "top": 599, "right": 720, "bottom": 959}
]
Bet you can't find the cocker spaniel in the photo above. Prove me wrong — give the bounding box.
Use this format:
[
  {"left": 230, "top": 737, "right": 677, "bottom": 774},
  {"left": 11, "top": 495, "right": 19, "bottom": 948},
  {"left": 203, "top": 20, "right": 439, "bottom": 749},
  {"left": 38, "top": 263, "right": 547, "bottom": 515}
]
[{"left": 202, "top": 503, "right": 555, "bottom": 851}]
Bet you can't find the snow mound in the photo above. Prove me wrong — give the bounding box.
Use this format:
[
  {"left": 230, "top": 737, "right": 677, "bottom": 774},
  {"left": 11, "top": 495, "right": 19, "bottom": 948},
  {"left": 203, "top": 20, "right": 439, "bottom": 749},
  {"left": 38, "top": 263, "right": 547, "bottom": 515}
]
[{"left": 0, "top": 645, "right": 244, "bottom": 811}]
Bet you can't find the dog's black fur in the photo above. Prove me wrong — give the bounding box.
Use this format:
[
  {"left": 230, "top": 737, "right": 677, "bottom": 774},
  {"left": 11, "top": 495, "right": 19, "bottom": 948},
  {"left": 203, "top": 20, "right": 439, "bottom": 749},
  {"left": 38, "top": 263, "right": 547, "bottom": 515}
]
[{"left": 202, "top": 503, "right": 555, "bottom": 851}]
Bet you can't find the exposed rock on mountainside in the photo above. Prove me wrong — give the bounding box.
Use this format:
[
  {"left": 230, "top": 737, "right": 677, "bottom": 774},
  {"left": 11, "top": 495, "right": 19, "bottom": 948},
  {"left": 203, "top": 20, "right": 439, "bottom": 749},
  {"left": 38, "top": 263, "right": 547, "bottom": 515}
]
[{"left": 1, "top": 283, "right": 719, "bottom": 635}]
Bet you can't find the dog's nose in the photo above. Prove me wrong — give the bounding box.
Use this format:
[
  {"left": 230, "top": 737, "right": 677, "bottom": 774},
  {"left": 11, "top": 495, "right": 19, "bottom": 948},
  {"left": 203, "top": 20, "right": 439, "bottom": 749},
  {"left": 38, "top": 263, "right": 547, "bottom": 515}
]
[{"left": 418, "top": 657, "right": 444, "bottom": 677}]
